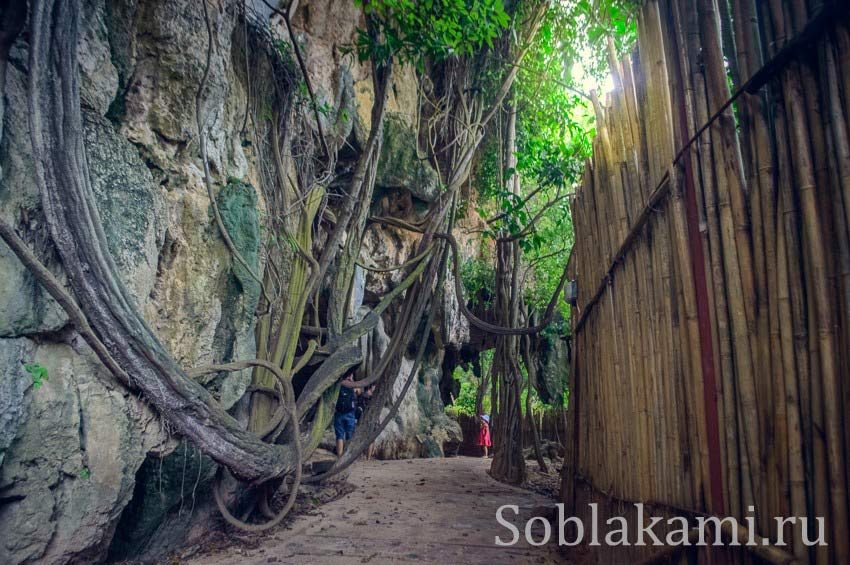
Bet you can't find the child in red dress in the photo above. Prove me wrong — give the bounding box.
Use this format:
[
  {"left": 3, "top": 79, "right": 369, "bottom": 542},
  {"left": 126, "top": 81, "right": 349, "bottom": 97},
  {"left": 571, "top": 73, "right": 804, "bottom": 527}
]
[{"left": 477, "top": 414, "right": 492, "bottom": 457}]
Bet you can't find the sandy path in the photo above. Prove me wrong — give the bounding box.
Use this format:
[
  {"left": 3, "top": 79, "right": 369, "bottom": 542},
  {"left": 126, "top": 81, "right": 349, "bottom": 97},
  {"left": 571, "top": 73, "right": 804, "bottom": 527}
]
[{"left": 189, "top": 456, "right": 560, "bottom": 564}]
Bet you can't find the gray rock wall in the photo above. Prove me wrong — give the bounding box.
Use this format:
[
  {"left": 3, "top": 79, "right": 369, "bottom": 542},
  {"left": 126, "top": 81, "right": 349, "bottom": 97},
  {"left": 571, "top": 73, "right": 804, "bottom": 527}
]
[
  {"left": 0, "top": 0, "right": 481, "bottom": 561},
  {"left": 0, "top": 0, "right": 261, "bottom": 562}
]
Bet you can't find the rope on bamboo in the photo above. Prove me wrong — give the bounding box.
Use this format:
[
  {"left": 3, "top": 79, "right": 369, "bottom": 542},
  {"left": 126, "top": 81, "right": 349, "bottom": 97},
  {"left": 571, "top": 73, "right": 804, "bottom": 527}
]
[{"left": 573, "top": 0, "right": 850, "bottom": 335}]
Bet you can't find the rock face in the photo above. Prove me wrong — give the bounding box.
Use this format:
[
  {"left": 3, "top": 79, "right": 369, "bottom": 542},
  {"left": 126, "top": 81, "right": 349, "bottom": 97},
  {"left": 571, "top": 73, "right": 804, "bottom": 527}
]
[
  {"left": 0, "top": 0, "right": 481, "bottom": 561},
  {"left": 352, "top": 307, "right": 463, "bottom": 460},
  {"left": 0, "top": 342, "right": 164, "bottom": 564},
  {"left": 533, "top": 330, "right": 570, "bottom": 405},
  {"left": 106, "top": 441, "right": 217, "bottom": 561},
  {"left": 0, "top": 0, "right": 260, "bottom": 562},
  {"left": 376, "top": 356, "right": 464, "bottom": 459},
  {"left": 375, "top": 114, "right": 441, "bottom": 203}
]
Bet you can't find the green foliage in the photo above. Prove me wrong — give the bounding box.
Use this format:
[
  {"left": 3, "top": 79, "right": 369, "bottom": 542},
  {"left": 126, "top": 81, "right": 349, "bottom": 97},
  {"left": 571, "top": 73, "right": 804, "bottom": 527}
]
[
  {"left": 447, "top": 375, "right": 477, "bottom": 417},
  {"left": 522, "top": 206, "right": 573, "bottom": 319},
  {"left": 564, "top": 0, "right": 639, "bottom": 80},
  {"left": 274, "top": 39, "right": 295, "bottom": 67},
  {"left": 469, "top": 0, "right": 637, "bottom": 323},
  {"left": 80, "top": 467, "right": 91, "bottom": 480},
  {"left": 540, "top": 314, "right": 570, "bottom": 341},
  {"left": 460, "top": 257, "right": 495, "bottom": 309},
  {"left": 520, "top": 379, "right": 546, "bottom": 416},
  {"left": 352, "top": 0, "right": 510, "bottom": 65},
  {"left": 445, "top": 362, "right": 490, "bottom": 417},
  {"left": 24, "top": 363, "right": 49, "bottom": 390},
  {"left": 472, "top": 135, "right": 502, "bottom": 202}
]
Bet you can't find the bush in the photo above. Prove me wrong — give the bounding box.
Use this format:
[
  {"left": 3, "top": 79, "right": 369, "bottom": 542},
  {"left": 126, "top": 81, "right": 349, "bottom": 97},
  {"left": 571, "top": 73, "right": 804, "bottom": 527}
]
[
  {"left": 460, "top": 257, "right": 495, "bottom": 309},
  {"left": 445, "top": 362, "right": 490, "bottom": 417}
]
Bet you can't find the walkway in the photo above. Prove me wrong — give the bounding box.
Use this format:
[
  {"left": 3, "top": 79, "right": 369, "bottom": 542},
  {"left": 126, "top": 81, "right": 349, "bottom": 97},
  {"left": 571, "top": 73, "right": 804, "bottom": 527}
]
[{"left": 190, "top": 457, "right": 561, "bottom": 564}]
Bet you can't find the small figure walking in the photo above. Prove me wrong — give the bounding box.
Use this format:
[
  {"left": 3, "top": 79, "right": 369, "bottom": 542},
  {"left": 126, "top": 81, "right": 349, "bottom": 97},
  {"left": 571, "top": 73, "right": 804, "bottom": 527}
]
[
  {"left": 477, "top": 414, "right": 492, "bottom": 458},
  {"left": 334, "top": 371, "right": 359, "bottom": 457}
]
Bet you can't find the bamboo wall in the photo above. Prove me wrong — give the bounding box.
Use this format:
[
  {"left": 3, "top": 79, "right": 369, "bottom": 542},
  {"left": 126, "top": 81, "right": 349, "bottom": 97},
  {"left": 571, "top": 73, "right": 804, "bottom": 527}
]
[{"left": 564, "top": 0, "right": 850, "bottom": 562}]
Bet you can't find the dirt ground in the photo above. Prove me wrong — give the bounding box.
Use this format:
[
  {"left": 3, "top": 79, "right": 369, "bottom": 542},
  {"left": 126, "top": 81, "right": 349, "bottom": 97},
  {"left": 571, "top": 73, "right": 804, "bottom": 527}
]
[{"left": 186, "top": 456, "right": 562, "bottom": 564}]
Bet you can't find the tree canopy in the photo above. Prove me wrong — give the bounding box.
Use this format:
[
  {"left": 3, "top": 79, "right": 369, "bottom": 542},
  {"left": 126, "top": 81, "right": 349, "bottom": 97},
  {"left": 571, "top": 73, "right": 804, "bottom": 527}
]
[{"left": 464, "top": 0, "right": 638, "bottom": 325}]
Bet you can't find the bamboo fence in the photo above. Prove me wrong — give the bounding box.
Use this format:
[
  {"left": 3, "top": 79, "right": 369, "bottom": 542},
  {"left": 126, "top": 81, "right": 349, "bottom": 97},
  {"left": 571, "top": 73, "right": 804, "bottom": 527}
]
[{"left": 564, "top": 1, "right": 850, "bottom": 562}]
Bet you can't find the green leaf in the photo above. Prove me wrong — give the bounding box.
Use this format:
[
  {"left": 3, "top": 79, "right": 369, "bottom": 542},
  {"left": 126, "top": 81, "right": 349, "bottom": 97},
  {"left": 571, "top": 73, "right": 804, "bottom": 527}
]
[{"left": 24, "top": 363, "right": 49, "bottom": 390}]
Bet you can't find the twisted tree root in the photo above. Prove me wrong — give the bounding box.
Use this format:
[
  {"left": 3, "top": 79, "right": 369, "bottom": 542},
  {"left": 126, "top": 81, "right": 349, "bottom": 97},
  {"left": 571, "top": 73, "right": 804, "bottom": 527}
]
[{"left": 196, "top": 358, "right": 303, "bottom": 531}]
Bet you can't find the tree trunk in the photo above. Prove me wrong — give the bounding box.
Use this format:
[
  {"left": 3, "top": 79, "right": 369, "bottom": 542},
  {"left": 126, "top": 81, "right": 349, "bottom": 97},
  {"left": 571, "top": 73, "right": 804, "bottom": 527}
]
[
  {"left": 473, "top": 354, "right": 489, "bottom": 417},
  {"left": 489, "top": 100, "right": 526, "bottom": 485},
  {"left": 523, "top": 332, "right": 548, "bottom": 473}
]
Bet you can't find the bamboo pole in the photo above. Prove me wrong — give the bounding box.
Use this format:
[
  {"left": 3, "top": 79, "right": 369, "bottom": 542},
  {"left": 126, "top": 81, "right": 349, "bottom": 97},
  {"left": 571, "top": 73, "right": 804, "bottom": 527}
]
[
  {"left": 682, "top": 0, "right": 743, "bottom": 524},
  {"left": 823, "top": 29, "right": 850, "bottom": 526},
  {"left": 768, "top": 2, "right": 849, "bottom": 559},
  {"left": 776, "top": 192, "right": 808, "bottom": 562},
  {"left": 695, "top": 0, "right": 765, "bottom": 525}
]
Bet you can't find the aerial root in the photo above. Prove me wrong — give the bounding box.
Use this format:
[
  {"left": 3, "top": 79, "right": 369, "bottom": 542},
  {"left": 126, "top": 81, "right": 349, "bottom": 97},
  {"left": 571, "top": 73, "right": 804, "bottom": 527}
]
[
  {"left": 213, "top": 461, "right": 302, "bottom": 532},
  {"left": 190, "top": 358, "right": 303, "bottom": 531}
]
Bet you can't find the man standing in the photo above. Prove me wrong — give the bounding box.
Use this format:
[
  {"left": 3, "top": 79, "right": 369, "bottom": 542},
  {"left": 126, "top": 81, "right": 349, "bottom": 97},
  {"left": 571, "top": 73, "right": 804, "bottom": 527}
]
[{"left": 334, "top": 371, "right": 359, "bottom": 457}]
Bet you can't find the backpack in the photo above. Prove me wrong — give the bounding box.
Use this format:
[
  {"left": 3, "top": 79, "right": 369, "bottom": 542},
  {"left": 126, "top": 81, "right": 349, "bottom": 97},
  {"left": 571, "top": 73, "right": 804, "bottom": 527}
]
[{"left": 336, "top": 386, "right": 356, "bottom": 413}]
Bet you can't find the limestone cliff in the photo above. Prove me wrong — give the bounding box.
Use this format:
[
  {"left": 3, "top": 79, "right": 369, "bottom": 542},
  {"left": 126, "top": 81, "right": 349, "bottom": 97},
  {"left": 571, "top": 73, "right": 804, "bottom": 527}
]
[{"left": 0, "top": 0, "right": 480, "bottom": 562}]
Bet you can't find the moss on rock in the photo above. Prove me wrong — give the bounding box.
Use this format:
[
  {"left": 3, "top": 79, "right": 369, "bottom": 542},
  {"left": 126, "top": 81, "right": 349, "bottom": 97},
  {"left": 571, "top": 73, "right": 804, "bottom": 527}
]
[
  {"left": 375, "top": 114, "right": 440, "bottom": 203},
  {"left": 215, "top": 178, "right": 261, "bottom": 321}
]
